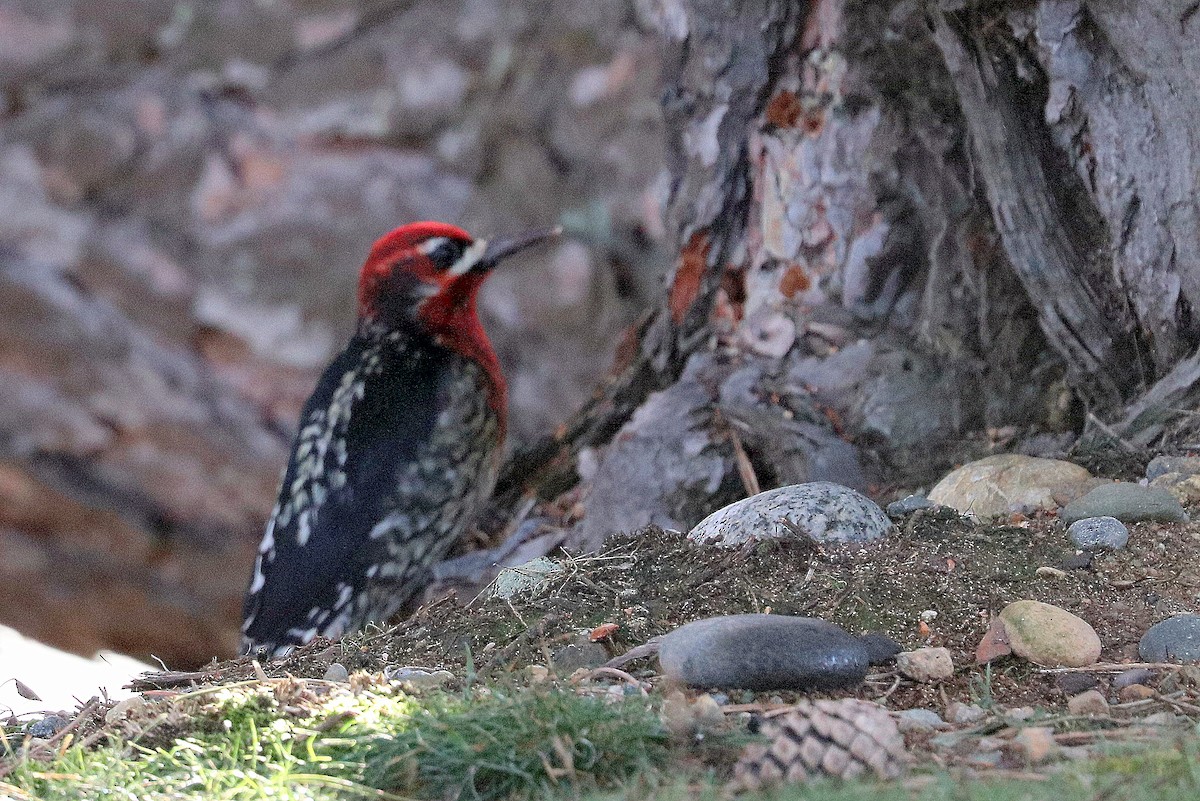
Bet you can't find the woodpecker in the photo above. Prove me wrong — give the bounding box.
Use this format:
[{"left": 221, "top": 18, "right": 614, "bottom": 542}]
[{"left": 241, "top": 221, "right": 558, "bottom": 657}]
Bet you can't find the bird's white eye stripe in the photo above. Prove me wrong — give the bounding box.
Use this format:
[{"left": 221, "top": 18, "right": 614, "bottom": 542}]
[
  {"left": 418, "top": 236, "right": 449, "bottom": 255},
  {"left": 448, "top": 239, "right": 488, "bottom": 276}
]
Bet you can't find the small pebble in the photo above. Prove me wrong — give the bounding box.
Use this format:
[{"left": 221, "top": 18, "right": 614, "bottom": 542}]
[
  {"left": 945, "top": 701, "right": 986, "bottom": 725},
  {"left": 1055, "top": 673, "right": 1098, "bottom": 696},
  {"left": 886, "top": 494, "right": 934, "bottom": 517},
  {"left": 1113, "top": 667, "right": 1156, "bottom": 690},
  {"left": 1066, "top": 516, "right": 1129, "bottom": 550},
  {"left": 1118, "top": 684, "right": 1155, "bottom": 702},
  {"left": 1012, "top": 726, "right": 1057, "bottom": 764},
  {"left": 322, "top": 663, "right": 349, "bottom": 683},
  {"left": 896, "top": 709, "right": 948, "bottom": 733},
  {"left": 27, "top": 715, "right": 68, "bottom": 739},
  {"left": 1005, "top": 706, "right": 1035, "bottom": 722},
  {"left": 1066, "top": 689, "right": 1109, "bottom": 716},
  {"left": 896, "top": 647, "right": 954, "bottom": 683},
  {"left": 551, "top": 641, "right": 609, "bottom": 674},
  {"left": 1139, "top": 614, "right": 1200, "bottom": 662},
  {"left": 1061, "top": 551, "right": 1095, "bottom": 570}
]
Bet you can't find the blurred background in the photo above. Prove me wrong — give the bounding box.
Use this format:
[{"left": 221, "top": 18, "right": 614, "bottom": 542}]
[{"left": 0, "top": 0, "right": 671, "bottom": 669}]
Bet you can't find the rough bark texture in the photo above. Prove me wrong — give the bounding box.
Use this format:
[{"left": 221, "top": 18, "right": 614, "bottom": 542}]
[{"left": 4, "top": 0, "right": 1200, "bottom": 664}]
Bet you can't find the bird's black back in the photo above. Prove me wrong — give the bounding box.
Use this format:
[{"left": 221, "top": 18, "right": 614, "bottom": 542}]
[{"left": 241, "top": 328, "right": 455, "bottom": 651}]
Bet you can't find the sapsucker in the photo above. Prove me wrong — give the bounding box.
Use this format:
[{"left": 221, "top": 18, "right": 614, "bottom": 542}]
[{"left": 241, "top": 221, "right": 558, "bottom": 657}]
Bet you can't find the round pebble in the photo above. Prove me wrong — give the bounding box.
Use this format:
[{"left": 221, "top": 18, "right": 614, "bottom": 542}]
[
  {"left": 1066, "top": 516, "right": 1129, "bottom": 550},
  {"left": 322, "top": 663, "right": 349, "bottom": 683},
  {"left": 999, "top": 600, "right": 1101, "bottom": 668},
  {"left": 1066, "top": 689, "right": 1109, "bottom": 716},
  {"left": 1138, "top": 614, "right": 1200, "bottom": 662},
  {"left": 657, "top": 614, "right": 869, "bottom": 691},
  {"left": 1060, "top": 482, "right": 1188, "bottom": 525},
  {"left": 895, "top": 647, "right": 954, "bottom": 683},
  {"left": 688, "top": 482, "right": 894, "bottom": 547}
]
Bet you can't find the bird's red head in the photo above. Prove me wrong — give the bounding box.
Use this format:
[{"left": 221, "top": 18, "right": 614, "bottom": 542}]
[{"left": 356, "top": 221, "right": 558, "bottom": 432}]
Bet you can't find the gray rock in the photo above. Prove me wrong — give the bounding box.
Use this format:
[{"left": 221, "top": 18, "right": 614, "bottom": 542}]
[
  {"left": 657, "top": 614, "right": 869, "bottom": 691},
  {"left": 859, "top": 632, "right": 902, "bottom": 664},
  {"left": 1139, "top": 615, "right": 1200, "bottom": 662},
  {"left": 897, "top": 708, "right": 949, "bottom": 733},
  {"left": 1146, "top": 456, "right": 1200, "bottom": 481},
  {"left": 28, "top": 715, "right": 68, "bottom": 738},
  {"left": 1060, "top": 483, "right": 1188, "bottom": 525},
  {"left": 1113, "top": 667, "right": 1156, "bottom": 690},
  {"left": 688, "top": 482, "right": 894, "bottom": 547},
  {"left": 886, "top": 494, "right": 934, "bottom": 517},
  {"left": 1066, "top": 516, "right": 1130, "bottom": 550},
  {"left": 322, "top": 663, "right": 349, "bottom": 682},
  {"left": 551, "top": 641, "right": 609, "bottom": 674},
  {"left": 945, "top": 701, "right": 986, "bottom": 725},
  {"left": 1055, "top": 673, "right": 1097, "bottom": 696}
]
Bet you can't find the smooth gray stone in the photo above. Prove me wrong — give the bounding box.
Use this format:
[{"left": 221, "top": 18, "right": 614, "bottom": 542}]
[
  {"left": 658, "top": 614, "right": 868, "bottom": 691},
  {"left": 1146, "top": 456, "right": 1200, "bottom": 481},
  {"left": 1139, "top": 615, "right": 1200, "bottom": 662},
  {"left": 1066, "top": 516, "right": 1130, "bottom": 550},
  {"left": 1060, "top": 482, "right": 1188, "bottom": 525},
  {"left": 1113, "top": 668, "right": 1156, "bottom": 690}
]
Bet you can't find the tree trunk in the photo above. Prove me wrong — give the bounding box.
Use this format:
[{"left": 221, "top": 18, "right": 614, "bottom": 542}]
[{"left": 505, "top": 0, "right": 1200, "bottom": 550}]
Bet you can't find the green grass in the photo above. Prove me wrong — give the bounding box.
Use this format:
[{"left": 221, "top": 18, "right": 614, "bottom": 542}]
[
  {"left": 5, "top": 681, "right": 1200, "bottom": 801},
  {"left": 3, "top": 681, "right": 671, "bottom": 801}
]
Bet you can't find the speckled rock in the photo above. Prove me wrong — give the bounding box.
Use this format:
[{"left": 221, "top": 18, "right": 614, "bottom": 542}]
[
  {"left": 657, "top": 614, "right": 870, "bottom": 691},
  {"left": 998, "top": 600, "right": 1102, "bottom": 668},
  {"left": 1060, "top": 482, "right": 1188, "bottom": 525},
  {"left": 1139, "top": 615, "right": 1200, "bottom": 662},
  {"left": 927, "top": 455, "right": 1094, "bottom": 519},
  {"left": 1066, "top": 516, "right": 1129, "bottom": 550},
  {"left": 688, "top": 483, "right": 893, "bottom": 547}
]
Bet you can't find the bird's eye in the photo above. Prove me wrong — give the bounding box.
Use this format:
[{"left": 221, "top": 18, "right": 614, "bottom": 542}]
[{"left": 426, "top": 239, "right": 468, "bottom": 272}]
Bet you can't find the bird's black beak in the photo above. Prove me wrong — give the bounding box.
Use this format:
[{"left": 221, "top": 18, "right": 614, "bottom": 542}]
[{"left": 478, "top": 225, "right": 562, "bottom": 269}]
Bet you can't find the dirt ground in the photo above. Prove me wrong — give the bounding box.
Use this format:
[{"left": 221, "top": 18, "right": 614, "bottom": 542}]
[{"left": 154, "top": 500, "right": 1200, "bottom": 717}]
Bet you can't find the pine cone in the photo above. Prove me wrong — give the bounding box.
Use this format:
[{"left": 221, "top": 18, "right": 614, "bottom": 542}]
[{"left": 732, "top": 700, "right": 907, "bottom": 790}]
